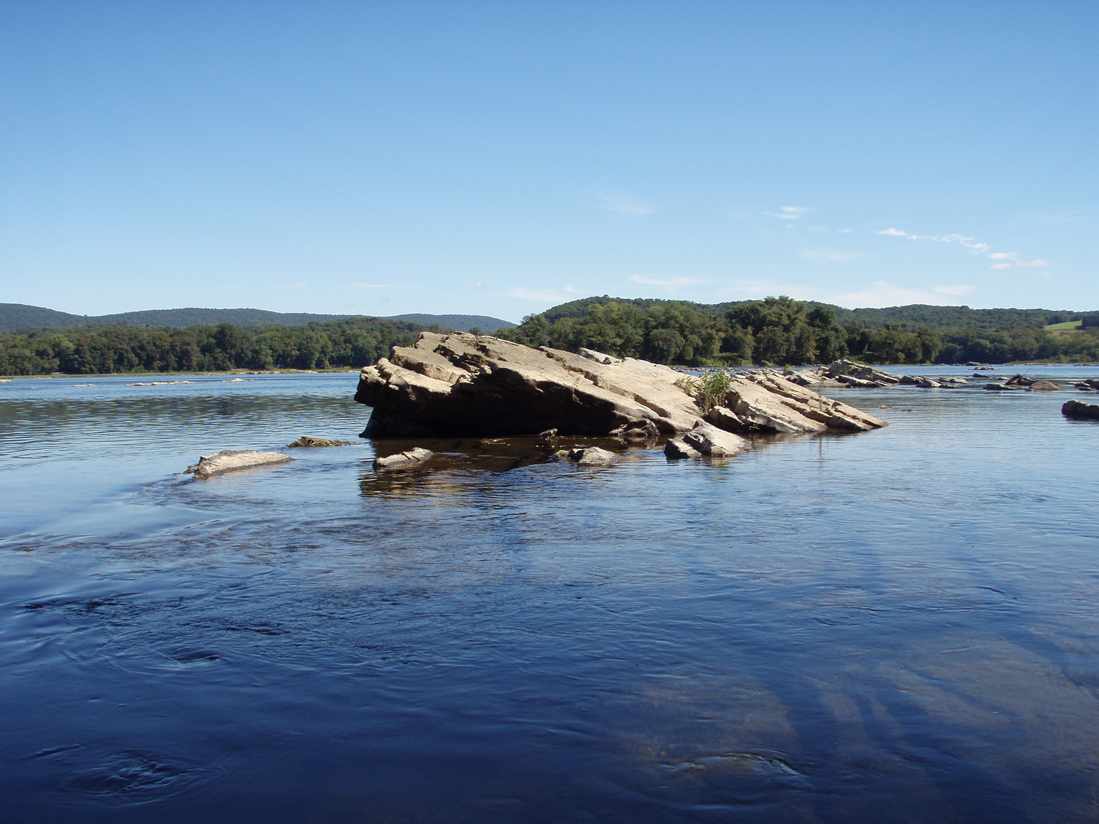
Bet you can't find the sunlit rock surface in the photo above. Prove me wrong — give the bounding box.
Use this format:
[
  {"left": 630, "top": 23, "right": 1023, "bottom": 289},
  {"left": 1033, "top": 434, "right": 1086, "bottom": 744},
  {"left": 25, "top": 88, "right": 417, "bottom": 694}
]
[
  {"left": 356, "top": 333, "right": 886, "bottom": 441},
  {"left": 186, "top": 450, "right": 291, "bottom": 479}
]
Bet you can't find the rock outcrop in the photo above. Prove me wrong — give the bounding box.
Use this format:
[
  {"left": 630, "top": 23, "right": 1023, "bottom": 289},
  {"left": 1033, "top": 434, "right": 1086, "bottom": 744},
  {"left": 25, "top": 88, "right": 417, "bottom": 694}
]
[
  {"left": 823, "top": 360, "right": 900, "bottom": 387},
  {"left": 1063, "top": 400, "right": 1099, "bottom": 421},
  {"left": 186, "top": 450, "right": 291, "bottom": 479},
  {"left": 356, "top": 333, "right": 886, "bottom": 446}
]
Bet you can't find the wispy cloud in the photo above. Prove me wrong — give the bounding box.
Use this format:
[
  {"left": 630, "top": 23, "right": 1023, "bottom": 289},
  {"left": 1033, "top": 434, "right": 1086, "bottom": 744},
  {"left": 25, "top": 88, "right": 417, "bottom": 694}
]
[
  {"left": 988, "top": 252, "right": 1049, "bottom": 271},
  {"left": 765, "top": 205, "right": 810, "bottom": 221},
  {"left": 628, "top": 274, "right": 704, "bottom": 291},
  {"left": 877, "top": 226, "right": 1047, "bottom": 270},
  {"left": 800, "top": 248, "right": 863, "bottom": 264},
  {"left": 597, "top": 191, "right": 655, "bottom": 217},
  {"left": 508, "top": 285, "right": 582, "bottom": 303},
  {"left": 351, "top": 281, "right": 390, "bottom": 289}
]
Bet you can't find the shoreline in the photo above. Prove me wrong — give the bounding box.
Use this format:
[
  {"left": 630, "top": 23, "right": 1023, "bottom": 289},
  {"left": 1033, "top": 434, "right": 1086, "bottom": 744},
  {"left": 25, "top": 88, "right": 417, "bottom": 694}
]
[{"left": 4, "top": 361, "right": 1099, "bottom": 382}]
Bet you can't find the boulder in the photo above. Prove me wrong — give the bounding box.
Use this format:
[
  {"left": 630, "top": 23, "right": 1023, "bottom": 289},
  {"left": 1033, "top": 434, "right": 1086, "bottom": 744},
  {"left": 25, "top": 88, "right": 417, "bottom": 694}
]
[
  {"left": 374, "top": 447, "right": 434, "bottom": 470},
  {"left": 683, "top": 421, "right": 748, "bottom": 457},
  {"left": 664, "top": 438, "right": 701, "bottom": 459},
  {"left": 1062, "top": 400, "right": 1099, "bottom": 421},
  {"left": 705, "top": 405, "right": 748, "bottom": 432},
  {"left": 1029, "top": 381, "right": 1061, "bottom": 391},
  {"left": 186, "top": 450, "right": 291, "bottom": 479},
  {"left": 572, "top": 446, "right": 618, "bottom": 466},
  {"left": 288, "top": 436, "right": 353, "bottom": 448},
  {"left": 356, "top": 333, "right": 886, "bottom": 440}
]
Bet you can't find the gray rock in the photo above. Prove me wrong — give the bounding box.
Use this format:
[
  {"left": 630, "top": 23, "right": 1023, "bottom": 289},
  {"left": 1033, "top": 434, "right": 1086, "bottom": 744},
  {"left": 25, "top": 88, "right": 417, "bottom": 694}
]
[
  {"left": 683, "top": 421, "right": 748, "bottom": 457},
  {"left": 374, "top": 447, "right": 434, "bottom": 470},
  {"left": 572, "top": 446, "right": 618, "bottom": 466},
  {"left": 186, "top": 450, "right": 291, "bottom": 479}
]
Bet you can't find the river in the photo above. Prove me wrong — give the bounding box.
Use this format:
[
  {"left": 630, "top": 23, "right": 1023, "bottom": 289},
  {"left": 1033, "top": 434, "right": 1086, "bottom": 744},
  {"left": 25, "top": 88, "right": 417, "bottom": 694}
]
[{"left": 2, "top": 367, "right": 1098, "bottom": 822}]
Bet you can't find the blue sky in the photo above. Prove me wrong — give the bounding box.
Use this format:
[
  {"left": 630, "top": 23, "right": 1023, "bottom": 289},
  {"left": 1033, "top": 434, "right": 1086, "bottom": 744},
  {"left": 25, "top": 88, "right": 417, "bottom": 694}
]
[{"left": 2, "top": 1, "right": 1095, "bottom": 321}]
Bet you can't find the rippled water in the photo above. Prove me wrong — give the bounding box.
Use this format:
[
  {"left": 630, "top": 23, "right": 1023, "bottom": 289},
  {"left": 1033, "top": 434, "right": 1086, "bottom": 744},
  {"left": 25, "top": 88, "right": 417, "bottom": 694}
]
[{"left": 2, "top": 368, "right": 1099, "bottom": 822}]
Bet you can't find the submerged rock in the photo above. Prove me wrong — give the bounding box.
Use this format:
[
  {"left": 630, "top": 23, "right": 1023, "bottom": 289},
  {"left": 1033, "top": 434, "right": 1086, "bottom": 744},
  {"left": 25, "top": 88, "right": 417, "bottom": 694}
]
[
  {"left": 186, "top": 450, "right": 291, "bottom": 479},
  {"left": 288, "top": 436, "right": 353, "bottom": 448},
  {"left": 374, "top": 447, "right": 433, "bottom": 470},
  {"left": 1063, "top": 400, "right": 1099, "bottom": 421},
  {"left": 355, "top": 333, "right": 886, "bottom": 442}
]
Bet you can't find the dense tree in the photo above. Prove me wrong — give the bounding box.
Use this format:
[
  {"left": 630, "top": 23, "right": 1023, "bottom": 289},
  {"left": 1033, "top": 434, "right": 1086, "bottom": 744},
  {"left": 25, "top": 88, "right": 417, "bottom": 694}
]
[
  {"left": 503, "top": 296, "right": 1099, "bottom": 366},
  {"left": 0, "top": 319, "right": 421, "bottom": 376}
]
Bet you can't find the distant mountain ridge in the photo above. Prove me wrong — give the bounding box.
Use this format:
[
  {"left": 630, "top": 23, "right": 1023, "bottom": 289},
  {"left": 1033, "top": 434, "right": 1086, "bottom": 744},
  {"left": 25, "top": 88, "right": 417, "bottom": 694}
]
[{"left": 0, "top": 303, "right": 516, "bottom": 334}]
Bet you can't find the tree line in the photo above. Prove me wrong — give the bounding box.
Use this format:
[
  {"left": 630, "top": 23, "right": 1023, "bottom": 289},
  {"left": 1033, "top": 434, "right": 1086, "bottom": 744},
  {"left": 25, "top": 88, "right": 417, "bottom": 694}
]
[
  {"left": 501, "top": 297, "right": 1099, "bottom": 365},
  {"left": 0, "top": 319, "right": 421, "bottom": 376},
  {"left": 4, "top": 296, "right": 1099, "bottom": 376}
]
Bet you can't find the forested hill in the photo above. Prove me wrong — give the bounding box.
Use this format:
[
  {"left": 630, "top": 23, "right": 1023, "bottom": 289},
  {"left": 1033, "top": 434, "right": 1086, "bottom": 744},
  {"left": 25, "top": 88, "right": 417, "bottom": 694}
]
[
  {"left": 0, "top": 303, "right": 515, "bottom": 334},
  {"left": 505, "top": 296, "right": 1099, "bottom": 365},
  {"left": 539, "top": 296, "right": 1086, "bottom": 331}
]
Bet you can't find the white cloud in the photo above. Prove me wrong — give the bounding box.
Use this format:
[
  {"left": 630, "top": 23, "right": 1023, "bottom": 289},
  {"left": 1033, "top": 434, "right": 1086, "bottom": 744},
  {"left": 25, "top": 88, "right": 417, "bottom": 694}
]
[
  {"left": 628, "top": 274, "right": 704, "bottom": 290},
  {"left": 597, "top": 191, "right": 655, "bottom": 217},
  {"left": 508, "top": 285, "right": 582, "bottom": 303},
  {"left": 765, "top": 205, "right": 809, "bottom": 221},
  {"left": 800, "top": 248, "right": 863, "bottom": 264},
  {"left": 351, "top": 281, "right": 390, "bottom": 289},
  {"left": 878, "top": 226, "right": 1047, "bottom": 270}
]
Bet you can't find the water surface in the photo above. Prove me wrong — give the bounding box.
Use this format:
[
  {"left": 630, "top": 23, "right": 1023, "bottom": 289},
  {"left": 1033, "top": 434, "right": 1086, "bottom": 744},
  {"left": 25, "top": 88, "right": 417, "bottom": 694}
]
[{"left": 2, "top": 368, "right": 1098, "bottom": 822}]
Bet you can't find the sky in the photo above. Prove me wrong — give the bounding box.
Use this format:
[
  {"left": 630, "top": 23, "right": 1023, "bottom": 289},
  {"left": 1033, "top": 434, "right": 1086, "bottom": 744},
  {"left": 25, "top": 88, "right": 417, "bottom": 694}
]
[{"left": 1, "top": 1, "right": 1096, "bottom": 322}]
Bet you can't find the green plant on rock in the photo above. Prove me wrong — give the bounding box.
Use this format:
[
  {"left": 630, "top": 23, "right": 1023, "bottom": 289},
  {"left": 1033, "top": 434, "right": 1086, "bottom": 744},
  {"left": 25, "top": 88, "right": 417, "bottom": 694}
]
[{"left": 676, "top": 369, "right": 732, "bottom": 413}]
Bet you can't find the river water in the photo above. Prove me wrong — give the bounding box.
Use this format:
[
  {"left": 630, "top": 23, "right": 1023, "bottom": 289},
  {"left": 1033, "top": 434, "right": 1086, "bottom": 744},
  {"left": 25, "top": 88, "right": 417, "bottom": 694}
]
[{"left": 2, "top": 367, "right": 1098, "bottom": 822}]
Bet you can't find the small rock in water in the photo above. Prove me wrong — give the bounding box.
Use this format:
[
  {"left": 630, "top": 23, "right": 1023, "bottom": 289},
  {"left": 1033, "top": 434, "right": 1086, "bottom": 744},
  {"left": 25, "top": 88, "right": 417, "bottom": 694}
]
[
  {"left": 186, "top": 450, "right": 291, "bottom": 479},
  {"left": 664, "top": 438, "right": 701, "bottom": 459},
  {"left": 373, "top": 447, "right": 434, "bottom": 470},
  {"left": 572, "top": 446, "right": 617, "bottom": 466},
  {"left": 287, "top": 436, "right": 353, "bottom": 448},
  {"left": 1063, "top": 400, "right": 1099, "bottom": 421}
]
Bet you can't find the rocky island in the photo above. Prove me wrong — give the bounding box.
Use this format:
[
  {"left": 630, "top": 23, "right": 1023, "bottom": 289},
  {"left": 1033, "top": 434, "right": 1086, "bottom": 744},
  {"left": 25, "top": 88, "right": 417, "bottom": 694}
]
[{"left": 355, "top": 333, "right": 885, "bottom": 460}]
